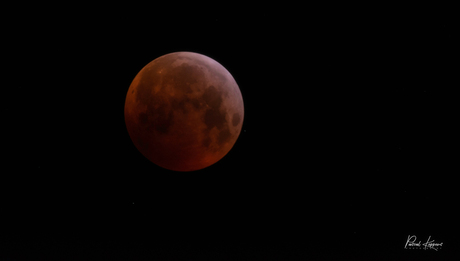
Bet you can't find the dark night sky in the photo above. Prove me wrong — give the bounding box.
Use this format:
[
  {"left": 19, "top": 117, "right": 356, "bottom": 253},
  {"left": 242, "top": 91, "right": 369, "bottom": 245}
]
[{"left": 3, "top": 4, "right": 458, "bottom": 261}]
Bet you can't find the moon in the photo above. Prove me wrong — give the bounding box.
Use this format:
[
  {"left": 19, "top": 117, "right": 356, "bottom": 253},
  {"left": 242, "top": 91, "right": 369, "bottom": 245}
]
[{"left": 124, "top": 52, "right": 244, "bottom": 172}]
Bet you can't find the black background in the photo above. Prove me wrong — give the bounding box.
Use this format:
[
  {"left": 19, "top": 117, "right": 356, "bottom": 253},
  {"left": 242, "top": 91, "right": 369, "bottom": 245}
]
[{"left": 3, "top": 3, "right": 458, "bottom": 260}]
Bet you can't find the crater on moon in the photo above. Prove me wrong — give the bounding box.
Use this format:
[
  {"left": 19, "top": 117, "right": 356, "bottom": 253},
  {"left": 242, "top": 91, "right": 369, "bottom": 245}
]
[{"left": 124, "top": 52, "right": 244, "bottom": 171}]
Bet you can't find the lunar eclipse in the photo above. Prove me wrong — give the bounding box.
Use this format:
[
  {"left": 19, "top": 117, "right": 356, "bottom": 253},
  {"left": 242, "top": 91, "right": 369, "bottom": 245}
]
[{"left": 124, "top": 52, "right": 244, "bottom": 171}]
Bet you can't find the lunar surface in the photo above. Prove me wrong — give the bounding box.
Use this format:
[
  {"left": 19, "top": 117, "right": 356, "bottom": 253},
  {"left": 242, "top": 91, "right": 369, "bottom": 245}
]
[{"left": 124, "top": 52, "right": 244, "bottom": 171}]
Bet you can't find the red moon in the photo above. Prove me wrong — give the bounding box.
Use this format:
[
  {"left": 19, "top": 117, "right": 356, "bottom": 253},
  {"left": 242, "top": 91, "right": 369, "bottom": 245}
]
[{"left": 124, "top": 52, "right": 244, "bottom": 171}]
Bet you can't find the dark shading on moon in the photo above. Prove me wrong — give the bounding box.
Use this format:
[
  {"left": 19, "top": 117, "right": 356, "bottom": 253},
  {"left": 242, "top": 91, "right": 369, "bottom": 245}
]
[{"left": 124, "top": 52, "right": 244, "bottom": 171}]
